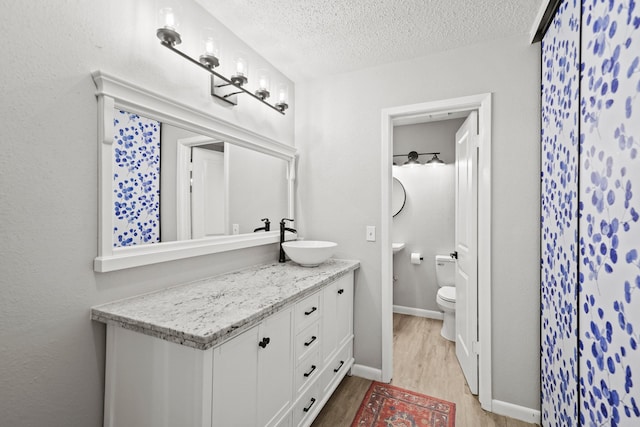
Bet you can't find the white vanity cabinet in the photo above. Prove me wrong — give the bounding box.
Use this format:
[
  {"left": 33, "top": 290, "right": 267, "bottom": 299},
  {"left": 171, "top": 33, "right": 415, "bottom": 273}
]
[{"left": 95, "top": 263, "right": 358, "bottom": 427}]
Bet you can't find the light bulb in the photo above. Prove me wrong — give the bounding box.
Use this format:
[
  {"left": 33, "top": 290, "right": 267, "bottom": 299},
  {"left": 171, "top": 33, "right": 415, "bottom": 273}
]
[{"left": 205, "top": 39, "right": 215, "bottom": 55}]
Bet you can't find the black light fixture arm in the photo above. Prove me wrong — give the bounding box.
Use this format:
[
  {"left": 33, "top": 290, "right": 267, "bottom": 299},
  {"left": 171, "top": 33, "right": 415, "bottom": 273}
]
[
  {"left": 159, "top": 41, "right": 285, "bottom": 115},
  {"left": 393, "top": 151, "right": 441, "bottom": 157}
]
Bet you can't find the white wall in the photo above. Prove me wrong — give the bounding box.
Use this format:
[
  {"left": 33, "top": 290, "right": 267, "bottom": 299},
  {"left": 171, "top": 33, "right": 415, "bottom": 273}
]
[
  {"left": 0, "top": 1, "right": 293, "bottom": 426},
  {"left": 295, "top": 34, "right": 541, "bottom": 410},
  {"left": 392, "top": 119, "right": 462, "bottom": 312}
]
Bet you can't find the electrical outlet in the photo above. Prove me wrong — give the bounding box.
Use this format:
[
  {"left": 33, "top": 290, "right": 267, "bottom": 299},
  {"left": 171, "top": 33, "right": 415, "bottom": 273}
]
[
  {"left": 232, "top": 224, "right": 240, "bottom": 235},
  {"left": 366, "top": 226, "right": 376, "bottom": 242}
]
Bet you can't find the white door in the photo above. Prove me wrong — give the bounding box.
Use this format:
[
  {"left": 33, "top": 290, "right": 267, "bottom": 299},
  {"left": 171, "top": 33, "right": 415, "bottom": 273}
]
[
  {"left": 455, "top": 111, "right": 479, "bottom": 395},
  {"left": 191, "top": 147, "right": 225, "bottom": 238}
]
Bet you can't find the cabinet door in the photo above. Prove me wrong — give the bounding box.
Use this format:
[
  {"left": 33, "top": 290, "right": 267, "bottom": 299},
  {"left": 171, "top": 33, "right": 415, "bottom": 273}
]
[
  {"left": 321, "top": 281, "right": 338, "bottom": 364},
  {"left": 212, "top": 325, "right": 259, "bottom": 427},
  {"left": 335, "top": 273, "right": 354, "bottom": 348},
  {"left": 258, "top": 308, "right": 293, "bottom": 427}
]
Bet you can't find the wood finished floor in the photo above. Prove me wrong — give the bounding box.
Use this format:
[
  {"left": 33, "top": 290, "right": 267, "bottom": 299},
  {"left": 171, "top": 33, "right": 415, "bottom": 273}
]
[{"left": 312, "top": 314, "right": 538, "bottom": 427}]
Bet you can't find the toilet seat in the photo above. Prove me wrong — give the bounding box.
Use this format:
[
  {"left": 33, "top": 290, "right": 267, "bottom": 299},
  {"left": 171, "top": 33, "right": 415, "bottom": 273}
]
[{"left": 437, "top": 286, "right": 456, "bottom": 303}]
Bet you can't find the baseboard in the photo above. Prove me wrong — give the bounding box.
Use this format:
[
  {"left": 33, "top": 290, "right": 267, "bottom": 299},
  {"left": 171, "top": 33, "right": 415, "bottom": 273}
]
[
  {"left": 350, "top": 364, "right": 383, "bottom": 382},
  {"left": 492, "top": 399, "right": 541, "bottom": 424},
  {"left": 393, "top": 305, "right": 443, "bottom": 320}
]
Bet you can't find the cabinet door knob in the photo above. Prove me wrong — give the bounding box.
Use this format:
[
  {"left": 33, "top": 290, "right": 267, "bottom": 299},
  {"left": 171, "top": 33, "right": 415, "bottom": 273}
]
[
  {"left": 337, "top": 289, "right": 344, "bottom": 295},
  {"left": 303, "top": 398, "right": 316, "bottom": 413},
  {"left": 304, "top": 306, "right": 317, "bottom": 316},
  {"left": 333, "top": 360, "right": 345, "bottom": 373},
  {"left": 304, "top": 335, "right": 317, "bottom": 347},
  {"left": 303, "top": 364, "right": 317, "bottom": 377},
  {"left": 258, "top": 337, "right": 271, "bottom": 348}
]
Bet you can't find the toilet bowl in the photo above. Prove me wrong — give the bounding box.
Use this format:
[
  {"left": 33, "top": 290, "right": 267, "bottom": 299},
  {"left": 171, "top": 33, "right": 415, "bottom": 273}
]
[{"left": 435, "top": 255, "right": 456, "bottom": 341}]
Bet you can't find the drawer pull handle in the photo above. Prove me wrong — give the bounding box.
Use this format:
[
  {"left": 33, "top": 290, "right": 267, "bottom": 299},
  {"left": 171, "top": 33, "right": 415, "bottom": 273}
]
[
  {"left": 303, "top": 398, "right": 316, "bottom": 413},
  {"left": 258, "top": 337, "right": 271, "bottom": 348},
  {"left": 303, "top": 364, "right": 317, "bottom": 377},
  {"left": 304, "top": 336, "right": 317, "bottom": 347},
  {"left": 304, "top": 306, "right": 317, "bottom": 316},
  {"left": 333, "top": 360, "right": 345, "bottom": 373},
  {"left": 338, "top": 289, "right": 344, "bottom": 294}
]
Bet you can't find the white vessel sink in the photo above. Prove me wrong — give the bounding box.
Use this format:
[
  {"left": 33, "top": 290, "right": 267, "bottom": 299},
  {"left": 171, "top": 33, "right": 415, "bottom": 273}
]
[
  {"left": 392, "top": 242, "right": 406, "bottom": 254},
  {"left": 282, "top": 241, "right": 338, "bottom": 267}
]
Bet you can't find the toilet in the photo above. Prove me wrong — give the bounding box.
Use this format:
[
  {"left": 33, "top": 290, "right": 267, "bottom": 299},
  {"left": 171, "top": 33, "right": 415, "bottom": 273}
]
[{"left": 435, "top": 254, "right": 456, "bottom": 341}]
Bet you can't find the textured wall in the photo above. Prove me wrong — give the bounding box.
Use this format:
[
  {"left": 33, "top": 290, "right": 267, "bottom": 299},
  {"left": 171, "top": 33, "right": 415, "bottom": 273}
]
[
  {"left": 295, "top": 34, "right": 541, "bottom": 410},
  {"left": 541, "top": 0, "right": 640, "bottom": 425},
  {"left": 0, "top": 1, "right": 293, "bottom": 426}
]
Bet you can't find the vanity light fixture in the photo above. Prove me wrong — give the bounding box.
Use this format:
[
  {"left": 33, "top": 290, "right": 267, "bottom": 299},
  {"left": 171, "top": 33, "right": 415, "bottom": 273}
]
[
  {"left": 393, "top": 151, "right": 445, "bottom": 166},
  {"left": 155, "top": 9, "right": 288, "bottom": 115}
]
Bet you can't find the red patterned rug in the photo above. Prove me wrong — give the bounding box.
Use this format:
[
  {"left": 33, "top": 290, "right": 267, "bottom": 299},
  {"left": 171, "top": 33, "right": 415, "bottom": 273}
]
[{"left": 351, "top": 382, "right": 456, "bottom": 427}]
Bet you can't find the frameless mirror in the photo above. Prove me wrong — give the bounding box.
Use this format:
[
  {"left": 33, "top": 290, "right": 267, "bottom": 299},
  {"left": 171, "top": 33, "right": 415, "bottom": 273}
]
[
  {"left": 392, "top": 177, "right": 406, "bottom": 217},
  {"left": 93, "top": 71, "right": 296, "bottom": 272}
]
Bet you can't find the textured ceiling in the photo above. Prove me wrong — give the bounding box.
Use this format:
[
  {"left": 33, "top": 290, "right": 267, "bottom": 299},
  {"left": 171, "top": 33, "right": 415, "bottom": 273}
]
[{"left": 195, "top": 0, "right": 545, "bottom": 82}]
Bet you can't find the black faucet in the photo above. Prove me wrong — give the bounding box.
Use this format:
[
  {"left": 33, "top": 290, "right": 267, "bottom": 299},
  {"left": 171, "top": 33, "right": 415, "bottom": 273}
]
[
  {"left": 253, "top": 218, "right": 270, "bottom": 232},
  {"left": 279, "top": 218, "right": 297, "bottom": 262}
]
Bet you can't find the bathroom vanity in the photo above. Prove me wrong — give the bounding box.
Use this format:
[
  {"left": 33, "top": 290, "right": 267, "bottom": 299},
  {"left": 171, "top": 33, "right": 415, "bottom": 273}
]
[{"left": 92, "top": 259, "right": 359, "bottom": 427}]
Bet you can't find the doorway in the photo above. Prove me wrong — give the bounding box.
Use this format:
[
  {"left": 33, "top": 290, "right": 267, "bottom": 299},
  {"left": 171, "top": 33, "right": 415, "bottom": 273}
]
[{"left": 380, "top": 93, "right": 493, "bottom": 410}]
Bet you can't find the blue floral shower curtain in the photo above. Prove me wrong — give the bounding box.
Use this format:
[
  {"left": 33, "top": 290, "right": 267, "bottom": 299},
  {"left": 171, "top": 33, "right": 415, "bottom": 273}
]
[{"left": 541, "top": 0, "right": 640, "bottom": 425}]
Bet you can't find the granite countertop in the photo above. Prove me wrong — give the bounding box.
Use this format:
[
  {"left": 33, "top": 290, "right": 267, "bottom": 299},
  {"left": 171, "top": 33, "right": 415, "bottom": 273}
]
[{"left": 91, "top": 259, "right": 359, "bottom": 350}]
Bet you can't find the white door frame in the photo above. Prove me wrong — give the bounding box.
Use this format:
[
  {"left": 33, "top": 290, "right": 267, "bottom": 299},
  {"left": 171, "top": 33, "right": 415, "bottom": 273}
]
[{"left": 380, "top": 93, "right": 493, "bottom": 410}]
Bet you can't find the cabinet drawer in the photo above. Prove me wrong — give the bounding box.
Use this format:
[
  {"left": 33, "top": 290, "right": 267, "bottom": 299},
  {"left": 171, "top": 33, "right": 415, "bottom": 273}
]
[
  {"left": 295, "top": 349, "right": 321, "bottom": 394},
  {"left": 293, "top": 381, "right": 320, "bottom": 427},
  {"left": 295, "top": 292, "right": 321, "bottom": 333},
  {"left": 295, "top": 321, "right": 320, "bottom": 362},
  {"left": 321, "top": 342, "right": 352, "bottom": 397}
]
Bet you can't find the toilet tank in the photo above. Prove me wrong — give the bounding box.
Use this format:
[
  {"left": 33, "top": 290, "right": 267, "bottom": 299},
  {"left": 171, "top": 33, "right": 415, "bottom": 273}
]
[{"left": 435, "top": 255, "right": 456, "bottom": 287}]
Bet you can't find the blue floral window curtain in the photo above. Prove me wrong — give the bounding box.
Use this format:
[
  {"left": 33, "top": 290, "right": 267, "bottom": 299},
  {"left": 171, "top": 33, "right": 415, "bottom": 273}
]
[
  {"left": 542, "top": 0, "right": 640, "bottom": 425},
  {"left": 112, "top": 109, "right": 161, "bottom": 247}
]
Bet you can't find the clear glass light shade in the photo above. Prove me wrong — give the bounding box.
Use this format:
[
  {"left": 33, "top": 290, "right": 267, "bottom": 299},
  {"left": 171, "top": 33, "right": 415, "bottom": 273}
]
[
  {"left": 158, "top": 7, "right": 179, "bottom": 31},
  {"left": 277, "top": 84, "right": 288, "bottom": 103},
  {"left": 235, "top": 54, "right": 248, "bottom": 77},
  {"left": 257, "top": 69, "right": 270, "bottom": 91},
  {"left": 198, "top": 28, "right": 220, "bottom": 68},
  {"left": 202, "top": 30, "right": 220, "bottom": 57}
]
